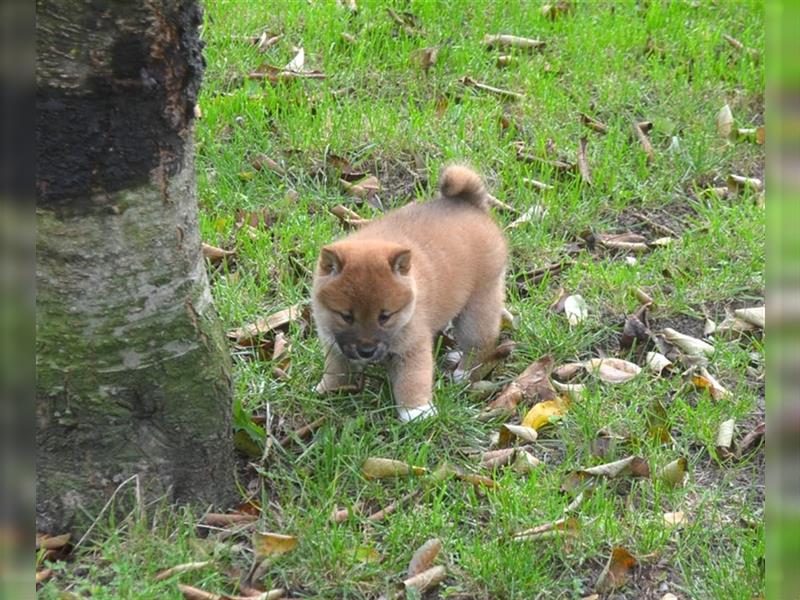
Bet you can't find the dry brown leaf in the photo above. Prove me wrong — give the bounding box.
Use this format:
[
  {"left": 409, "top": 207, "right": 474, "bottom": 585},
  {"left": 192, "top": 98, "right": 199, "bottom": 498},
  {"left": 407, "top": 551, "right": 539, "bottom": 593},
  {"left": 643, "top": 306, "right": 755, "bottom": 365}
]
[
  {"left": 340, "top": 175, "right": 381, "bottom": 200},
  {"left": 727, "top": 174, "right": 763, "bottom": 193},
  {"left": 366, "top": 490, "right": 420, "bottom": 522},
  {"left": 597, "top": 232, "right": 650, "bottom": 253},
  {"left": 658, "top": 457, "right": 688, "bottom": 487},
  {"left": 577, "top": 136, "right": 592, "bottom": 185},
  {"left": 522, "top": 177, "right": 554, "bottom": 190},
  {"left": 481, "top": 447, "right": 517, "bottom": 469},
  {"left": 362, "top": 457, "right": 427, "bottom": 479},
  {"left": 734, "top": 306, "right": 765, "bottom": 329},
  {"left": 541, "top": 1, "right": 573, "bottom": 20},
  {"left": 500, "top": 423, "right": 539, "bottom": 445},
  {"left": 330, "top": 502, "right": 363, "bottom": 523},
  {"left": 691, "top": 367, "right": 730, "bottom": 400},
  {"left": 717, "top": 104, "right": 734, "bottom": 138},
  {"left": 663, "top": 511, "right": 686, "bottom": 527},
  {"left": 580, "top": 112, "right": 608, "bottom": 134},
  {"left": 330, "top": 204, "right": 371, "bottom": 229},
  {"left": 177, "top": 584, "right": 222, "bottom": 600},
  {"left": 646, "top": 396, "right": 672, "bottom": 443},
  {"left": 552, "top": 380, "right": 585, "bottom": 402},
  {"left": 506, "top": 205, "right": 547, "bottom": 229},
  {"left": 584, "top": 358, "right": 641, "bottom": 384},
  {"left": 35, "top": 568, "right": 53, "bottom": 583},
  {"left": 412, "top": 46, "right": 439, "bottom": 71},
  {"left": 460, "top": 76, "right": 524, "bottom": 100},
  {"left": 513, "top": 516, "right": 579, "bottom": 541},
  {"left": 250, "top": 154, "right": 285, "bottom": 175},
  {"left": 595, "top": 546, "right": 638, "bottom": 592},
  {"left": 633, "top": 120, "right": 654, "bottom": 163},
  {"left": 407, "top": 538, "right": 442, "bottom": 578},
  {"left": 36, "top": 532, "right": 71, "bottom": 550},
  {"left": 487, "top": 194, "right": 519, "bottom": 214},
  {"left": 403, "top": 565, "right": 447, "bottom": 593},
  {"left": 252, "top": 531, "right": 298, "bottom": 559},
  {"left": 278, "top": 416, "right": 326, "bottom": 447},
  {"left": 485, "top": 355, "right": 557, "bottom": 414},
  {"left": 620, "top": 312, "right": 651, "bottom": 350},
  {"left": 553, "top": 362, "right": 584, "bottom": 381},
  {"left": 155, "top": 561, "right": 212, "bottom": 582},
  {"left": 227, "top": 304, "right": 307, "bottom": 346},
  {"left": 739, "top": 421, "right": 765, "bottom": 455},
  {"left": 202, "top": 243, "right": 235, "bottom": 263},
  {"left": 512, "top": 448, "right": 542, "bottom": 474},
  {"left": 660, "top": 328, "right": 714, "bottom": 356},
  {"left": 387, "top": 7, "right": 422, "bottom": 36},
  {"left": 496, "top": 55, "right": 517, "bottom": 68},
  {"left": 716, "top": 418, "right": 736, "bottom": 459},
  {"left": 201, "top": 512, "right": 258, "bottom": 527},
  {"left": 580, "top": 455, "right": 650, "bottom": 479},
  {"left": 254, "top": 32, "right": 283, "bottom": 52},
  {"left": 483, "top": 34, "right": 546, "bottom": 50},
  {"left": 516, "top": 145, "right": 575, "bottom": 171}
]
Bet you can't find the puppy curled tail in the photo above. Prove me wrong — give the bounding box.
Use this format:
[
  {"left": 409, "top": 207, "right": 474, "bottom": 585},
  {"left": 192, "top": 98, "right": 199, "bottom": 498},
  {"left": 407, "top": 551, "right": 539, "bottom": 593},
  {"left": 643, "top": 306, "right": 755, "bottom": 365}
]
[{"left": 438, "top": 165, "right": 488, "bottom": 210}]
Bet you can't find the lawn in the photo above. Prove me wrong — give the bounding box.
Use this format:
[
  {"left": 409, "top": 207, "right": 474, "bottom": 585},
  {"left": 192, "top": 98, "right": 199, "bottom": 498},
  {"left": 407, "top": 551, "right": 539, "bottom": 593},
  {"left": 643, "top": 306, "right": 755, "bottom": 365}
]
[{"left": 39, "top": 1, "right": 765, "bottom": 598}]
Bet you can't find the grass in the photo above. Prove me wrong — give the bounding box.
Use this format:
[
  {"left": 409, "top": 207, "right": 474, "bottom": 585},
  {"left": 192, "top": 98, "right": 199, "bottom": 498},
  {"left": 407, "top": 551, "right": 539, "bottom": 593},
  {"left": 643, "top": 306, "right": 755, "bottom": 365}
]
[{"left": 39, "top": 1, "right": 765, "bottom": 598}]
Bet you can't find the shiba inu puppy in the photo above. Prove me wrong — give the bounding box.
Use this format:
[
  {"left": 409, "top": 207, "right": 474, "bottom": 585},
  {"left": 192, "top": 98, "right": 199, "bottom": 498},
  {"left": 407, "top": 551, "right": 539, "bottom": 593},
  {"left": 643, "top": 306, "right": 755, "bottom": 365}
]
[{"left": 312, "top": 165, "right": 507, "bottom": 421}]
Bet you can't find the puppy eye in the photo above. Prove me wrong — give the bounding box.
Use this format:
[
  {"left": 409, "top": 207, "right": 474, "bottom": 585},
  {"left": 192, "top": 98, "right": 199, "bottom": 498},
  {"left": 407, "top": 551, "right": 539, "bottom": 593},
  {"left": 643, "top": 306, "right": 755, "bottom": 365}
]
[
  {"left": 339, "top": 311, "right": 354, "bottom": 324},
  {"left": 378, "top": 310, "right": 391, "bottom": 325}
]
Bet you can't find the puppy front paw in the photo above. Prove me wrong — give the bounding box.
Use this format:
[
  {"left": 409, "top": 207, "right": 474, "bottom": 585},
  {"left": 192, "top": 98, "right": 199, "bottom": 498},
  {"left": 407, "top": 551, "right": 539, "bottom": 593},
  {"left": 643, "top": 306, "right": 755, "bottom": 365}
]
[
  {"left": 315, "top": 380, "right": 330, "bottom": 395},
  {"left": 397, "top": 403, "right": 438, "bottom": 422}
]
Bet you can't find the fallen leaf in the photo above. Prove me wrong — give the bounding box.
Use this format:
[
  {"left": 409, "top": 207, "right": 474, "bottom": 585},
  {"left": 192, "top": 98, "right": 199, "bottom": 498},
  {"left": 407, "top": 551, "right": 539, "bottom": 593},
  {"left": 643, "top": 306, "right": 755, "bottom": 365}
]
[
  {"left": 736, "top": 127, "right": 765, "bottom": 144},
  {"left": 580, "top": 112, "right": 608, "bottom": 134},
  {"left": 515, "top": 145, "right": 575, "bottom": 171},
  {"left": 577, "top": 136, "right": 592, "bottom": 185},
  {"left": 584, "top": 358, "right": 641, "bottom": 384},
  {"left": 564, "top": 294, "right": 588, "bottom": 325},
  {"left": 202, "top": 243, "right": 235, "bottom": 263},
  {"left": 512, "top": 448, "right": 542, "bottom": 474},
  {"left": 253, "top": 32, "right": 283, "bottom": 52},
  {"left": 553, "top": 362, "right": 584, "bottom": 380},
  {"left": 496, "top": 55, "right": 517, "bottom": 68},
  {"left": 551, "top": 380, "right": 585, "bottom": 401},
  {"left": 660, "top": 328, "right": 714, "bottom": 356},
  {"left": 177, "top": 584, "right": 222, "bottom": 600},
  {"left": 36, "top": 533, "right": 71, "bottom": 550},
  {"left": 250, "top": 154, "right": 285, "bottom": 175},
  {"left": 722, "top": 33, "right": 760, "bottom": 59},
  {"left": 412, "top": 46, "right": 439, "bottom": 71},
  {"left": 541, "top": 1, "right": 573, "bottom": 20},
  {"left": 499, "top": 423, "right": 539, "bottom": 445},
  {"left": 366, "top": 490, "right": 420, "bottom": 522},
  {"left": 460, "top": 76, "right": 524, "bottom": 100},
  {"left": 487, "top": 194, "right": 519, "bottom": 214},
  {"left": 463, "top": 340, "right": 516, "bottom": 382},
  {"left": 35, "top": 568, "right": 53, "bottom": 583},
  {"left": 155, "top": 561, "right": 212, "bottom": 582},
  {"left": 596, "top": 232, "right": 650, "bottom": 253},
  {"left": 522, "top": 177, "right": 555, "bottom": 190},
  {"left": 634, "top": 286, "right": 655, "bottom": 305},
  {"left": 716, "top": 418, "right": 736, "bottom": 459},
  {"left": 521, "top": 395, "right": 569, "bottom": 430},
  {"left": 739, "top": 421, "right": 765, "bottom": 455},
  {"left": 727, "top": 174, "right": 763, "bottom": 193},
  {"left": 590, "top": 428, "right": 626, "bottom": 459},
  {"left": 481, "top": 447, "right": 517, "bottom": 469},
  {"left": 658, "top": 457, "right": 688, "bottom": 487},
  {"left": 704, "top": 317, "right": 717, "bottom": 336},
  {"left": 362, "top": 457, "right": 427, "bottom": 479},
  {"left": 331, "top": 204, "right": 371, "bottom": 229},
  {"left": 407, "top": 538, "right": 442, "bottom": 578},
  {"left": 330, "top": 502, "right": 363, "bottom": 523},
  {"left": 227, "top": 304, "right": 307, "bottom": 346},
  {"left": 717, "top": 104, "right": 734, "bottom": 138},
  {"left": 340, "top": 175, "right": 381, "bottom": 201},
  {"left": 595, "top": 546, "right": 638, "bottom": 592},
  {"left": 691, "top": 367, "right": 730, "bottom": 400},
  {"left": 506, "top": 204, "right": 547, "bottom": 229},
  {"left": 663, "top": 511, "right": 686, "bottom": 526},
  {"left": 621, "top": 313, "right": 651, "bottom": 350},
  {"left": 483, "top": 34, "right": 546, "bottom": 50},
  {"left": 580, "top": 455, "right": 650, "bottom": 479},
  {"left": 387, "top": 7, "right": 422, "bottom": 36},
  {"left": 284, "top": 47, "right": 305, "bottom": 72},
  {"left": 734, "top": 306, "right": 765, "bottom": 329},
  {"left": 717, "top": 313, "right": 758, "bottom": 337},
  {"left": 485, "top": 355, "right": 557, "bottom": 414},
  {"left": 633, "top": 120, "right": 655, "bottom": 163},
  {"left": 661, "top": 594, "right": 680, "bottom": 600},
  {"left": 278, "top": 416, "right": 326, "bottom": 447},
  {"left": 403, "top": 565, "right": 447, "bottom": 593},
  {"left": 340, "top": 31, "right": 357, "bottom": 44},
  {"left": 513, "top": 516, "right": 579, "bottom": 541},
  {"left": 350, "top": 545, "right": 381, "bottom": 564},
  {"left": 252, "top": 531, "right": 298, "bottom": 559}
]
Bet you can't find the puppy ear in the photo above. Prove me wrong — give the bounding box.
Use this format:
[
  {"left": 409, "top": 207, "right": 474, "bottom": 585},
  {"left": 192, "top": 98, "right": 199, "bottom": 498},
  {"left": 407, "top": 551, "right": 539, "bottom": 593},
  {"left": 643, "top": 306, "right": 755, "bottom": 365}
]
[
  {"left": 319, "top": 246, "right": 343, "bottom": 275},
  {"left": 389, "top": 248, "right": 411, "bottom": 275}
]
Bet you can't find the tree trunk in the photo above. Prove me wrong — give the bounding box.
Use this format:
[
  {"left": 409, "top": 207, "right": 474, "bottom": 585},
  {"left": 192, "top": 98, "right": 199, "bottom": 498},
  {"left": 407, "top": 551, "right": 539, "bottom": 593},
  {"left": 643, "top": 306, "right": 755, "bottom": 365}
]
[{"left": 36, "top": 0, "right": 235, "bottom": 532}]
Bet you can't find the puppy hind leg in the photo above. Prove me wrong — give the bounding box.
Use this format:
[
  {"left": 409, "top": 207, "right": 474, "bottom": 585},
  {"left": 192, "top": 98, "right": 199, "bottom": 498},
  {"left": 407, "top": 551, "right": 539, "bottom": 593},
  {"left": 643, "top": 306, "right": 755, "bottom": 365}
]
[{"left": 452, "top": 279, "right": 504, "bottom": 381}]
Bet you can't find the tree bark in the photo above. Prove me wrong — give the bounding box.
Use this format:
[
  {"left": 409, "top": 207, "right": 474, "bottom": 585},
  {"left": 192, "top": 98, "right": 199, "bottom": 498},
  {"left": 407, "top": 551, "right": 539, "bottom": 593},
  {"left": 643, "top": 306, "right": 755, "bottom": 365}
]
[{"left": 36, "top": 0, "right": 235, "bottom": 532}]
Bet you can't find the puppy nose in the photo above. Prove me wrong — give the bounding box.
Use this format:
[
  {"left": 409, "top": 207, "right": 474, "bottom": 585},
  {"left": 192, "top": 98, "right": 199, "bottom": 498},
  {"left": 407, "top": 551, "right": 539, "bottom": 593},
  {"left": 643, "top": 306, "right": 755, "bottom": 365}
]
[{"left": 356, "top": 343, "right": 377, "bottom": 359}]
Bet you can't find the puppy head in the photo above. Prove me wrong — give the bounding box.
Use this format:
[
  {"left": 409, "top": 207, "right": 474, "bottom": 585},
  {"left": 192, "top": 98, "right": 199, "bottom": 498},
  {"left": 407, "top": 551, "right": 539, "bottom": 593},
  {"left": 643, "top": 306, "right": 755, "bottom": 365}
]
[{"left": 312, "top": 239, "right": 416, "bottom": 363}]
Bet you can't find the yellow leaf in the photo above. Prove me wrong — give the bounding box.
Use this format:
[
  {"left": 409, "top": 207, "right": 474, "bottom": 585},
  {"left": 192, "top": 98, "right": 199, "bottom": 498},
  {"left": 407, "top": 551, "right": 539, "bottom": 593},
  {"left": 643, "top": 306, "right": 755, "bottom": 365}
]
[
  {"left": 362, "top": 457, "right": 427, "bottom": 479},
  {"left": 521, "top": 396, "right": 569, "bottom": 430},
  {"left": 251, "top": 531, "right": 298, "bottom": 559}
]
